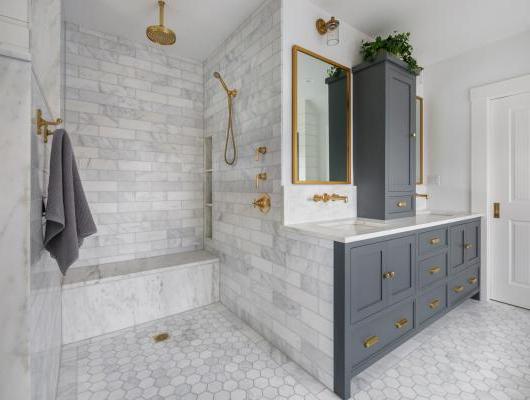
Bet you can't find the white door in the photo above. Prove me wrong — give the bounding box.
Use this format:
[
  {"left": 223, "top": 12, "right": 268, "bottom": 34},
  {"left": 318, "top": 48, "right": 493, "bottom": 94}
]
[{"left": 490, "top": 92, "right": 530, "bottom": 309}]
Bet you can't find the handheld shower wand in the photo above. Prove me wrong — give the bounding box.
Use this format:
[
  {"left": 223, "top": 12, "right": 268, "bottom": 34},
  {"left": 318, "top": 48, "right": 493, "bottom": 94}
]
[{"left": 213, "top": 72, "right": 237, "bottom": 165}]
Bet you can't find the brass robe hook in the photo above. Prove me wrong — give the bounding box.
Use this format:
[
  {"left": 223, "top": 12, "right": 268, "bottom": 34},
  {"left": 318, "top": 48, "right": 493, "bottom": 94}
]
[{"left": 36, "top": 109, "right": 62, "bottom": 143}]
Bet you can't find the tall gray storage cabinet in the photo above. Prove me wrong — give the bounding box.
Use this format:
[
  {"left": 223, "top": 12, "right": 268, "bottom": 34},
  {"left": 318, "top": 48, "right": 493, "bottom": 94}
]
[{"left": 353, "top": 52, "right": 416, "bottom": 219}]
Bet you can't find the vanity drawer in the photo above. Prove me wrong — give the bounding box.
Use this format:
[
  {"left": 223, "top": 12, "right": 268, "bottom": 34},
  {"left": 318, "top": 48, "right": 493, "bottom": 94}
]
[
  {"left": 417, "top": 284, "right": 446, "bottom": 325},
  {"left": 351, "top": 300, "right": 414, "bottom": 367},
  {"left": 418, "top": 228, "right": 448, "bottom": 256},
  {"left": 386, "top": 195, "right": 413, "bottom": 215},
  {"left": 448, "top": 264, "right": 480, "bottom": 306},
  {"left": 418, "top": 252, "right": 447, "bottom": 289}
]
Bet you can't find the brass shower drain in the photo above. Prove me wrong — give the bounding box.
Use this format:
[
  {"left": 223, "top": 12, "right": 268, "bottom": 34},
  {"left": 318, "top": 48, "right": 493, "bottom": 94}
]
[{"left": 153, "top": 332, "right": 170, "bottom": 343}]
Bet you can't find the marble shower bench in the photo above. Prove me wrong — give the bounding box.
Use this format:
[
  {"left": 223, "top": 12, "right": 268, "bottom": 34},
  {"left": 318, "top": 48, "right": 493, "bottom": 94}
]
[{"left": 62, "top": 251, "right": 219, "bottom": 343}]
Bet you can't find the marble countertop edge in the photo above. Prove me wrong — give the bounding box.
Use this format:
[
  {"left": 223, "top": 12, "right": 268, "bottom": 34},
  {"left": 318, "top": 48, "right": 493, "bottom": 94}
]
[{"left": 285, "top": 212, "right": 483, "bottom": 244}]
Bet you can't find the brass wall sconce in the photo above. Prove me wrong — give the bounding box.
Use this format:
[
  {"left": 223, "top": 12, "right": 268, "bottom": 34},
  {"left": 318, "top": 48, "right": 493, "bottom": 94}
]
[
  {"left": 313, "top": 193, "right": 348, "bottom": 203},
  {"left": 316, "top": 17, "right": 340, "bottom": 46},
  {"left": 255, "top": 172, "right": 267, "bottom": 189},
  {"left": 255, "top": 146, "right": 267, "bottom": 161},
  {"left": 251, "top": 193, "right": 271, "bottom": 214},
  {"left": 36, "top": 109, "right": 62, "bottom": 143}
]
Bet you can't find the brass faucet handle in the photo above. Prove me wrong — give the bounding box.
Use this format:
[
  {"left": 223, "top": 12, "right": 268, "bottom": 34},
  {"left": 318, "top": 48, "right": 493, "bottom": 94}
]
[
  {"left": 255, "top": 146, "right": 267, "bottom": 161},
  {"left": 251, "top": 193, "right": 271, "bottom": 214},
  {"left": 255, "top": 172, "right": 267, "bottom": 189},
  {"left": 331, "top": 193, "right": 348, "bottom": 203}
]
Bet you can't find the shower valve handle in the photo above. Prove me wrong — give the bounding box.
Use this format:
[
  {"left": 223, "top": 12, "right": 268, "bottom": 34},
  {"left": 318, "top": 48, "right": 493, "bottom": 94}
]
[{"left": 255, "top": 146, "right": 267, "bottom": 161}]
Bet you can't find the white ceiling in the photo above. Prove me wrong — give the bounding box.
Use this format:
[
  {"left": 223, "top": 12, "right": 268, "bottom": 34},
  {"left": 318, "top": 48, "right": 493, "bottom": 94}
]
[
  {"left": 309, "top": 0, "right": 530, "bottom": 66},
  {"left": 65, "top": 0, "right": 530, "bottom": 65},
  {"left": 63, "top": 0, "right": 266, "bottom": 61}
]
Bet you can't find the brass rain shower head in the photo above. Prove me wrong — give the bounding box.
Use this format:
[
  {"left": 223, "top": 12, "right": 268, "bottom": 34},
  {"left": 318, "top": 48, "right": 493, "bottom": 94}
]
[{"left": 146, "top": 1, "right": 176, "bottom": 46}]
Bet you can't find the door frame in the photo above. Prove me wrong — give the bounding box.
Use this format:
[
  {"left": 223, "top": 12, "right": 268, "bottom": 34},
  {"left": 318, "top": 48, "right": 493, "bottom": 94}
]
[{"left": 470, "top": 74, "right": 530, "bottom": 302}]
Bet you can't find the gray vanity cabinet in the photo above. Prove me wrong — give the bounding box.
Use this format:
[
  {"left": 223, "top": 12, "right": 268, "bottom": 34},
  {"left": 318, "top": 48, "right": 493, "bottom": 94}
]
[
  {"left": 334, "top": 218, "right": 481, "bottom": 400},
  {"left": 349, "top": 236, "right": 415, "bottom": 323},
  {"left": 449, "top": 220, "right": 480, "bottom": 275},
  {"left": 353, "top": 52, "right": 416, "bottom": 220}
]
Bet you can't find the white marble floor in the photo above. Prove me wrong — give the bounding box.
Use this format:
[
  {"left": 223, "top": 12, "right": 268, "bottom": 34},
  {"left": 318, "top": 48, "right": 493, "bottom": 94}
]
[{"left": 56, "top": 300, "right": 530, "bottom": 400}]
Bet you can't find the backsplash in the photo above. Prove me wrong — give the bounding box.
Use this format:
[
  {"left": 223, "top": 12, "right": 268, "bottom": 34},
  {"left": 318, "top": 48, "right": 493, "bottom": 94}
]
[{"left": 63, "top": 22, "right": 204, "bottom": 267}]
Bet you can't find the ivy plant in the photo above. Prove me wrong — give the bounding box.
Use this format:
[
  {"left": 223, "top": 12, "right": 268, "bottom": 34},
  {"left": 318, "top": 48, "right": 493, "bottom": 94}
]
[{"left": 360, "top": 32, "right": 422, "bottom": 75}]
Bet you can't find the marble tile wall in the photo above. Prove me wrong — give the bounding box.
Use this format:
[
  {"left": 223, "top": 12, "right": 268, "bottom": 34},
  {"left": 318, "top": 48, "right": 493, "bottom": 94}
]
[
  {"left": 29, "top": 1, "right": 64, "bottom": 399},
  {"left": 0, "top": 52, "right": 32, "bottom": 400},
  {"left": 63, "top": 23, "right": 205, "bottom": 268},
  {"left": 205, "top": 0, "right": 336, "bottom": 389}
]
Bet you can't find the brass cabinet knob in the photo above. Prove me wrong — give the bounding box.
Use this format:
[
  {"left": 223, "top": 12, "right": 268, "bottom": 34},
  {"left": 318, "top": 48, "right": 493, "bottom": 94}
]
[
  {"left": 464, "top": 243, "right": 473, "bottom": 249},
  {"left": 429, "top": 299, "right": 440, "bottom": 309},
  {"left": 453, "top": 285, "right": 465, "bottom": 293},
  {"left": 394, "top": 318, "right": 408, "bottom": 329},
  {"left": 397, "top": 200, "right": 407, "bottom": 208},
  {"left": 383, "top": 271, "right": 395, "bottom": 280},
  {"left": 363, "top": 335, "right": 380, "bottom": 349},
  {"left": 468, "top": 277, "right": 478, "bottom": 284},
  {"left": 428, "top": 266, "right": 441, "bottom": 275},
  {"left": 410, "top": 132, "right": 417, "bottom": 138},
  {"left": 430, "top": 237, "right": 441, "bottom": 245}
]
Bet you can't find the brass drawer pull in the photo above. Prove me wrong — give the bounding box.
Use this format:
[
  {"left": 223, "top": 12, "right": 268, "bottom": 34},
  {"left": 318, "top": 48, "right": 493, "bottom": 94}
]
[
  {"left": 394, "top": 318, "right": 408, "bottom": 329},
  {"left": 429, "top": 299, "right": 440, "bottom": 309},
  {"left": 397, "top": 201, "right": 407, "bottom": 208},
  {"left": 363, "top": 335, "right": 380, "bottom": 349},
  {"left": 464, "top": 243, "right": 473, "bottom": 249},
  {"left": 453, "top": 285, "right": 465, "bottom": 293},
  {"left": 468, "top": 277, "right": 477, "bottom": 284},
  {"left": 428, "top": 266, "right": 441, "bottom": 275},
  {"left": 383, "top": 271, "right": 395, "bottom": 280},
  {"left": 429, "top": 237, "right": 441, "bottom": 245}
]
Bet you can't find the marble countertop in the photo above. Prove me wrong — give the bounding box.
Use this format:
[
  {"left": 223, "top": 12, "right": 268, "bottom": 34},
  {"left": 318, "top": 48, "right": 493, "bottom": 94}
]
[{"left": 285, "top": 211, "right": 482, "bottom": 243}]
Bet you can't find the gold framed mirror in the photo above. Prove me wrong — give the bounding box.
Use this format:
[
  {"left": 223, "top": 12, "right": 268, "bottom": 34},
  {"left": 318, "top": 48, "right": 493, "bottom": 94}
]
[
  {"left": 416, "top": 96, "right": 424, "bottom": 184},
  {"left": 292, "top": 45, "right": 351, "bottom": 184}
]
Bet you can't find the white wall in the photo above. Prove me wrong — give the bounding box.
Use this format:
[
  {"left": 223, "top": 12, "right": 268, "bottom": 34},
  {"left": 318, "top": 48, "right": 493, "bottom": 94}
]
[
  {"left": 423, "top": 30, "right": 530, "bottom": 212},
  {"left": 282, "top": 0, "right": 371, "bottom": 224}
]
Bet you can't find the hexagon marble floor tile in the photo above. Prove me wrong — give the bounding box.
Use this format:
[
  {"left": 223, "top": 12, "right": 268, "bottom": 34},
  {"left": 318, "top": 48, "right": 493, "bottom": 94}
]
[{"left": 56, "top": 300, "right": 530, "bottom": 400}]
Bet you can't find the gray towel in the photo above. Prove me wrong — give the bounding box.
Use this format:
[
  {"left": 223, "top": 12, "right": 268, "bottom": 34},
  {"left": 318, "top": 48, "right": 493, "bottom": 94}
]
[{"left": 44, "top": 129, "right": 97, "bottom": 274}]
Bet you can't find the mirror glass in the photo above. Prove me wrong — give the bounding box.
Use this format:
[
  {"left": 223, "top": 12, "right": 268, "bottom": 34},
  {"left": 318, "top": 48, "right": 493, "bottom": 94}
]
[
  {"left": 416, "top": 96, "right": 424, "bottom": 184},
  {"left": 292, "top": 46, "right": 351, "bottom": 184}
]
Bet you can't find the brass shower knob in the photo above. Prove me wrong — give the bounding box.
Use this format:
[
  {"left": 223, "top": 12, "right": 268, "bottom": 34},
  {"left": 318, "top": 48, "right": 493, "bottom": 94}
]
[{"left": 251, "top": 193, "right": 271, "bottom": 214}]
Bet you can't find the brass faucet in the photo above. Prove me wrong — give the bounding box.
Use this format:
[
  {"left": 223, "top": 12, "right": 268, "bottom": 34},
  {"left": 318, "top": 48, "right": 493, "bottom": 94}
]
[{"left": 313, "top": 193, "right": 348, "bottom": 203}]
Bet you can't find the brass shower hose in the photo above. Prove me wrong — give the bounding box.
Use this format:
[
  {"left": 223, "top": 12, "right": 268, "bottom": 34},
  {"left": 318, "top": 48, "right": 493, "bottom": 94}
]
[{"left": 224, "top": 93, "right": 236, "bottom": 165}]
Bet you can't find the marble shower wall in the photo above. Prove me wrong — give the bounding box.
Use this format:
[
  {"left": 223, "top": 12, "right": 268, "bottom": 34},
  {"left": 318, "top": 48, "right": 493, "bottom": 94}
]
[
  {"left": 0, "top": 53, "right": 32, "bottom": 400},
  {"left": 63, "top": 23, "right": 204, "bottom": 268},
  {"left": 29, "top": 0, "right": 64, "bottom": 399},
  {"left": 205, "top": 0, "right": 336, "bottom": 389}
]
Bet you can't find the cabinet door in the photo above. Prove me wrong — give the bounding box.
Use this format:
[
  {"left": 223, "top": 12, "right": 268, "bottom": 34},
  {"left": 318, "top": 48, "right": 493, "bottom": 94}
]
[
  {"left": 449, "top": 224, "right": 466, "bottom": 275},
  {"left": 350, "top": 243, "right": 386, "bottom": 323},
  {"left": 386, "top": 65, "right": 416, "bottom": 193},
  {"left": 464, "top": 221, "right": 480, "bottom": 264},
  {"left": 386, "top": 235, "right": 416, "bottom": 304}
]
